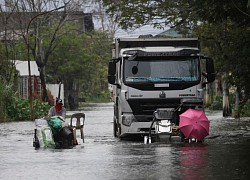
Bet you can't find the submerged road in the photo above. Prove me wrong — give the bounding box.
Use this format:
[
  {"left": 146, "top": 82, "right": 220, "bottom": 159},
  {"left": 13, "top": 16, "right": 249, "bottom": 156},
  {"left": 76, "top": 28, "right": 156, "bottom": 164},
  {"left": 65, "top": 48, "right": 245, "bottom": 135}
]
[{"left": 1, "top": 103, "right": 250, "bottom": 180}]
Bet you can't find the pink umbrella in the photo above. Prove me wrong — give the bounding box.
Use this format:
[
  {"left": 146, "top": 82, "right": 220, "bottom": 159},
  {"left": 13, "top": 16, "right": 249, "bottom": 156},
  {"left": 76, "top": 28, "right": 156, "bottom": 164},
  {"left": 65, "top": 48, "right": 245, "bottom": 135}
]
[{"left": 179, "top": 108, "right": 209, "bottom": 141}]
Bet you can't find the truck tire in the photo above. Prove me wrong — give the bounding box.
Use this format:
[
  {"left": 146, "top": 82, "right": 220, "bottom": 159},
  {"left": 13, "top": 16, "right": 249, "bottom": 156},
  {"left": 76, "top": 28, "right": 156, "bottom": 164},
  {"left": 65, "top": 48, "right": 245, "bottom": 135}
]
[
  {"left": 117, "top": 123, "right": 121, "bottom": 138},
  {"left": 113, "top": 117, "right": 122, "bottom": 138},
  {"left": 113, "top": 117, "right": 118, "bottom": 137}
]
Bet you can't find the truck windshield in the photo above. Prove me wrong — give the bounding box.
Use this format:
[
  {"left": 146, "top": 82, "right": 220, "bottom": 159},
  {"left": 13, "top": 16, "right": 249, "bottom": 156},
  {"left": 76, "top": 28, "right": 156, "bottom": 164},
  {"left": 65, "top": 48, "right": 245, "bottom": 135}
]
[{"left": 124, "top": 57, "right": 200, "bottom": 83}]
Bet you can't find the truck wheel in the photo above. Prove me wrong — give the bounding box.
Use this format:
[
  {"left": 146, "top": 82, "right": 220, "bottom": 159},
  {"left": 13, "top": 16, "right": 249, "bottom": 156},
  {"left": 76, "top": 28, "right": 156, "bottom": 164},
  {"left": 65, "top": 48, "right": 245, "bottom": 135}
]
[
  {"left": 113, "top": 118, "right": 118, "bottom": 137},
  {"left": 117, "top": 124, "right": 121, "bottom": 138}
]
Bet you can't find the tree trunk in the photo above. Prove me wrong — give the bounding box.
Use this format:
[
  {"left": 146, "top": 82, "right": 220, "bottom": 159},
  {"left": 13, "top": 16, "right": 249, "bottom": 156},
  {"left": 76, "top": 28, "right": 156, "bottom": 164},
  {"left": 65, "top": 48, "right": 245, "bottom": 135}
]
[
  {"left": 204, "top": 82, "right": 214, "bottom": 107},
  {"left": 222, "top": 75, "right": 231, "bottom": 117},
  {"left": 64, "top": 78, "right": 79, "bottom": 110},
  {"left": 38, "top": 66, "right": 48, "bottom": 101},
  {"left": 234, "top": 87, "right": 240, "bottom": 118}
]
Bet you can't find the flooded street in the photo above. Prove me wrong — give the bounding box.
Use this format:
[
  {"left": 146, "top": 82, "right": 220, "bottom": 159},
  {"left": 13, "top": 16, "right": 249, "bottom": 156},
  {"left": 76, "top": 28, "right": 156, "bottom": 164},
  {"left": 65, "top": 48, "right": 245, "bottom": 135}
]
[{"left": 1, "top": 103, "right": 250, "bottom": 180}]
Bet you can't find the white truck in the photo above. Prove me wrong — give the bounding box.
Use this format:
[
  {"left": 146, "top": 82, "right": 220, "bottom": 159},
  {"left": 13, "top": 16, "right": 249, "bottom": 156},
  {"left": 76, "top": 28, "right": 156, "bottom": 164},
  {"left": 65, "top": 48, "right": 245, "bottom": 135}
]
[{"left": 108, "top": 37, "right": 215, "bottom": 141}]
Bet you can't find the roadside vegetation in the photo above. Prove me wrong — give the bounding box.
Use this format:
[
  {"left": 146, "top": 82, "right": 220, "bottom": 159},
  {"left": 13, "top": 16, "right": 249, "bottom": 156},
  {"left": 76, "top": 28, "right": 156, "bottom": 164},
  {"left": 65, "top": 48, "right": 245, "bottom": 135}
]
[
  {"left": 1, "top": 0, "right": 250, "bottom": 122},
  {"left": 0, "top": 0, "right": 113, "bottom": 122},
  {"left": 0, "top": 28, "right": 112, "bottom": 123},
  {"left": 103, "top": 0, "right": 250, "bottom": 118}
]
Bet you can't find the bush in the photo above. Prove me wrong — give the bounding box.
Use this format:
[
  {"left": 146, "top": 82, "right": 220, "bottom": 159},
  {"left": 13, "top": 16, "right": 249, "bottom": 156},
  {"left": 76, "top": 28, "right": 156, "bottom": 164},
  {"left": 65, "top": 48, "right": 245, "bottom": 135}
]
[
  {"left": 0, "top": 78, "right": 51, "bottom": 121},
  {"left": 33, "top": 99, "right": 51, "bottom": 118},
  {"left": 240, "top": 101, "right": 250, "bottom": 117},
  {"left": 0, "top": 78, "right": 15, "bottom": 121},
  {"left": 210, "top": 96, "right": 223, "bottom": 110},
  {"left": 7, "top": 98, "right": 50, "bottom": 121}
]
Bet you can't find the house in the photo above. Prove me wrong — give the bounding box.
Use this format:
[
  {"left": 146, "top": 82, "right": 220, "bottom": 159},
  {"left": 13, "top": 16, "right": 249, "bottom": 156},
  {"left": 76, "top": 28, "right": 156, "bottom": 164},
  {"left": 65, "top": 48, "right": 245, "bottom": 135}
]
[
  {"left": 14, "top": 60, "right": 65, "bottom": 104},
  {"left": 2, "top": 11, "right": 95, "bottom": 109},
  {"left": 14, "top": 60, "right": 41, "bottom": 99},
  {"left": 0, "top": 11, "right": 94, "bottom": 35}
]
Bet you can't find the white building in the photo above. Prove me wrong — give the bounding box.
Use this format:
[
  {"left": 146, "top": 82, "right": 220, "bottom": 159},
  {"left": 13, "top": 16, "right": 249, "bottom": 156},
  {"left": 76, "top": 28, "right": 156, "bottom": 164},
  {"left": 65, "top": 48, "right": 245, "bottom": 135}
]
[{"left": 14, "top": 60, "right": 64, "bottom": 104}]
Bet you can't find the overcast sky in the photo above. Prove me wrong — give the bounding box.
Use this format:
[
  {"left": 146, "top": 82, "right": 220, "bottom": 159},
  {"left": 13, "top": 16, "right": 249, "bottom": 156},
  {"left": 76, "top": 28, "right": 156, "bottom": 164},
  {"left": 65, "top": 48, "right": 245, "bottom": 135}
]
[{"left": 0, "top": 0, "right": 165, "bottom": 38}]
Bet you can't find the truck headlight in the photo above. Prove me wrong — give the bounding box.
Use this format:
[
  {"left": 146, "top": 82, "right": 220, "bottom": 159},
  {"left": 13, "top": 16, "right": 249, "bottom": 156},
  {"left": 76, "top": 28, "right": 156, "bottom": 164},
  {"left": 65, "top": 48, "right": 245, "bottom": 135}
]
[{"left": 122, "top": 114, "right": 135, "bottom": 126}]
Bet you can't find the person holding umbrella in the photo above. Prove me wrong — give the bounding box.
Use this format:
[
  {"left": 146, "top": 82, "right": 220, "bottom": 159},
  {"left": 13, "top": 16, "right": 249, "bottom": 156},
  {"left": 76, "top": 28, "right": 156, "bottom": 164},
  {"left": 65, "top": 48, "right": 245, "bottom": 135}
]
[{"left": 179, "top": 108, "right": 210, "bottom": 142}]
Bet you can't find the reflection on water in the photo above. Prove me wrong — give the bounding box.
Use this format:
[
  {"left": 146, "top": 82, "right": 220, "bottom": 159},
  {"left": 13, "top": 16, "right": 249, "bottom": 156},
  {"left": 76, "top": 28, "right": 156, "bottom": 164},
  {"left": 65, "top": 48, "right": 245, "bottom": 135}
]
[
  {"left": 109, "top": 143, "right": 174, "bottom": 179},
  {"left": 179, "top": 144, "right": 208, "bottom": 180},
  {"left": 1, "top": 104, "right": 250, "bottom": 180}
]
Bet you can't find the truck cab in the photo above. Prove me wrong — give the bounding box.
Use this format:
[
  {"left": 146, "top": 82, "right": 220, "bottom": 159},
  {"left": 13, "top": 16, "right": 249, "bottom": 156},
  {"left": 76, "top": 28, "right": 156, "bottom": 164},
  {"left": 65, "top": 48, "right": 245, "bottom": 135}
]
[{"left": 108, "top": 37, "right": 215, "bottom": 139}]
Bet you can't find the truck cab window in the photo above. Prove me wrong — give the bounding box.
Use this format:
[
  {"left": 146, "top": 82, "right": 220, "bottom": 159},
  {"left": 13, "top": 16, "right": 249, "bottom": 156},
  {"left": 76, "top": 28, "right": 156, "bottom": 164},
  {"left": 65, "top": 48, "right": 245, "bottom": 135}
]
[{"left": 124, "top": 57, "right": 200, "bottom": 83}]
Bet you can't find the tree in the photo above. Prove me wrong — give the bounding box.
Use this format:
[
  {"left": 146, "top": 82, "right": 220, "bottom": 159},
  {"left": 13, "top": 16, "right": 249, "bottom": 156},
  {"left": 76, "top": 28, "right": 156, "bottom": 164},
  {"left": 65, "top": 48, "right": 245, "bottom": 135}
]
[
  {"left": 193, "top": 5, "right": 250, "bottom": 116},
  {"left": 90, "top": 0, "right": 118, "bottom": 37},
  {"left": 46, "top": 27, "right": 112, "bottom": 106},
  {"left": 23, "top": 1, "right": 70, "bottom": 102},
  {"left": 103, "top": 0, "right": 200, "bottom": 30},
  {"left": 0, "top": 0, "right": 95, "bottom": 101},
  {"left": 103, "top": 0, "right": 250, "bottom": 30},
  {"left": 103, "top": 0, "right": 250, "bottom": 116}
]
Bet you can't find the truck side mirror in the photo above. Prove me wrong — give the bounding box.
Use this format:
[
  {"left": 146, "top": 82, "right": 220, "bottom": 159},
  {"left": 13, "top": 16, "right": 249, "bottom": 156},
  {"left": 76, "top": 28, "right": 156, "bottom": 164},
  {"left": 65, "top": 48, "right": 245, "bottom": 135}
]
[
  {"left": 206, "top": 58, "right": 215, "bottom": 83},
  {"left": 108, "top": 75, "right": 116, "bottom": 84},
  {"left": 108, "top": 60, "right": 116, "bottom": 85},
  {"left": 108, "top": 60, "right": 116, "bottom": 75}
]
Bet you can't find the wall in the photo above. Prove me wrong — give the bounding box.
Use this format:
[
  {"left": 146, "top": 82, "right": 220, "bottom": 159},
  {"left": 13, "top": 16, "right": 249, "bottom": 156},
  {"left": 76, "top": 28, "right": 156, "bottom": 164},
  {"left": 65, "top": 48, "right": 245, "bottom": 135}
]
[{"left": 46, "top": 84, "right": 64, "bottom": 105}]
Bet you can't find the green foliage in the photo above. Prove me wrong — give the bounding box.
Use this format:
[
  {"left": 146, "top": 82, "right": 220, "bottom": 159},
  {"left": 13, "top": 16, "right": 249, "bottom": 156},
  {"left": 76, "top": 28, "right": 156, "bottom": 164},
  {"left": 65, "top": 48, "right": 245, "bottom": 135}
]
[
  {"left": 0, "top": 78, "right": 15, "bottom": 121},
  {"left": 195, "top": 21, "right": 250, "bottom": 103},
  {"left": 7, "top": 98, "right": 50, "bottom": 121},
  {"left": 103, "top": 0, "right": 191, "bottom": 30},
  {"left": 241, "top": 102, "right": 250, "bottom": 117},
  {"left": 1, "top": 23, "right": 111, "bottom": 122},
  {"left": 213, "top": 96, "right": 223, "bottom": 109},
  {"left": 103, "top": 0, "right": 250, "bottom": 30},
  {"left": 104, "top": 0, "right": 250, "bottom": 114},
  {"left": 0, "top": 76, "right": 50, "bottom": 122},
  {"left": 7, "top": 98, "right": 30, "bottom": 121},
  {"left": 46, "top": 29, "right": 112, "bottom": 102},
  {"left": 33, "top": 99, "right": 51, "bottom": 119}
]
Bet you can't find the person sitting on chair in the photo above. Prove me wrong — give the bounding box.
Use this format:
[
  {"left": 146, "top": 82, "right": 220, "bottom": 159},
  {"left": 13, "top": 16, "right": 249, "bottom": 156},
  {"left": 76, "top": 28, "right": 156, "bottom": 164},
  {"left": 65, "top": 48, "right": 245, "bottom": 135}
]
[
  {"left": 48, "top": 99, "right": 78, "bottom": 146},
  {"left": 48, "top": 98, "right": 66, "bottom": 119}
]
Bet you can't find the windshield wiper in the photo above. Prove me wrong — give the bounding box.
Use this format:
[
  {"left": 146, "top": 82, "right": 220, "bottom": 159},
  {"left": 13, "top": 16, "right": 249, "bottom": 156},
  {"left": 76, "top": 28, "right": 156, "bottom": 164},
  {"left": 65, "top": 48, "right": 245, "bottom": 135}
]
[
  {"left": 126, "top": 77, "right": 154, "bottom": 83},
  {"left": 152, "top": 77, "right": 190, "bottom": 82},
  {"left": 156, "top": 77, "right": 184, "bottom": 81}
]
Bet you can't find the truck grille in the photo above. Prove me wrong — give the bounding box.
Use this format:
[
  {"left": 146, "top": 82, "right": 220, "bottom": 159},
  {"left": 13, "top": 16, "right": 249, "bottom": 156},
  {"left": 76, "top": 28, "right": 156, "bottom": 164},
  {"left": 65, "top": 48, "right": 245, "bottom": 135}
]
[{"left": 128, "top": 98, "right": 181, "bottom": 116}]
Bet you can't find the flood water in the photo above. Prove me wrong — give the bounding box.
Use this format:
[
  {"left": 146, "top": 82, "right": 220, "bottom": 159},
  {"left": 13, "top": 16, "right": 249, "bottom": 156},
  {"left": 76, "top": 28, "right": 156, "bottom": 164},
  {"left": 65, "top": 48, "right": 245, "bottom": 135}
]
[{"left": 1, "top": 103, "right": 250, "bottom": 180}]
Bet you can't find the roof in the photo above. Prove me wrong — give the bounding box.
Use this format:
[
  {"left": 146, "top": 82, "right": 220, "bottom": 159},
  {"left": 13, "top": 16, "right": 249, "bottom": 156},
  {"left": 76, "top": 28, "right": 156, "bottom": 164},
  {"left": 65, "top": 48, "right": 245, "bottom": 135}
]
[
  {"left": 13, "top": 60, "right": 40, "bottom": 76},
  {"left": 115, "top": 37, "right": 199, "bottom": 49},
  {"left": 157, "top": 28, "right": 194, "bottom": 38}
]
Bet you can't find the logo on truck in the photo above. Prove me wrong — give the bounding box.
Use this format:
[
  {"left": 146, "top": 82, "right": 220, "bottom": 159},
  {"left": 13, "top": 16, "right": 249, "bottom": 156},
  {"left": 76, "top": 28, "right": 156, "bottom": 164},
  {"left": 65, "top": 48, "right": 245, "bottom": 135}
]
[
  {"left": 159, "top": 91, "right": 166, "bottom": 98},
  {"left": 179, "top": 94, "right": 195, "bottom": 97},
  {"left": 131, "top": 94, "right": 143, "bottom": 97}
]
